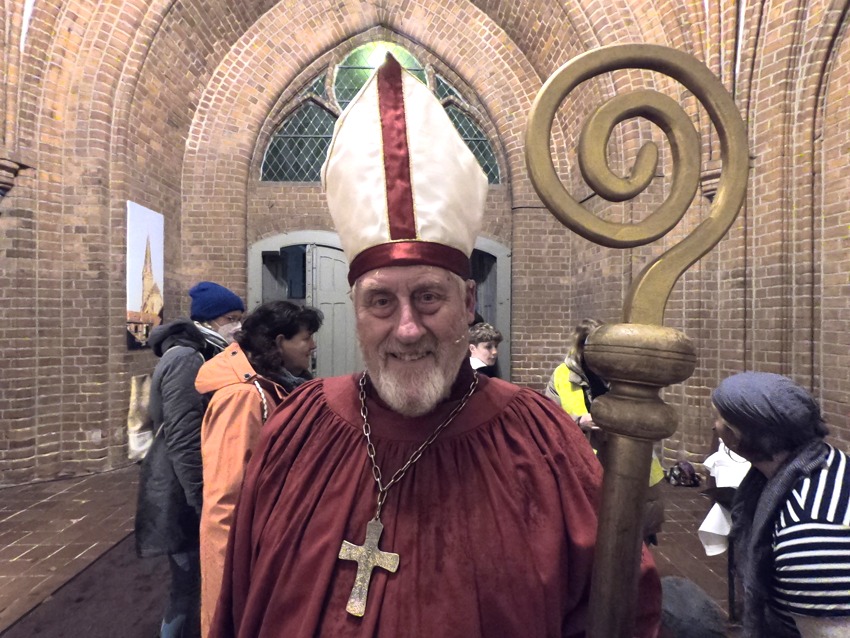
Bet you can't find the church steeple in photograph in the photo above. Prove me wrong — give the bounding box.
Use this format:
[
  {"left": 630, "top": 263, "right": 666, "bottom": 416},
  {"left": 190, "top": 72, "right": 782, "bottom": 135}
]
[{"left": 140, "top": 235, "right": 163, "bottom": 317}]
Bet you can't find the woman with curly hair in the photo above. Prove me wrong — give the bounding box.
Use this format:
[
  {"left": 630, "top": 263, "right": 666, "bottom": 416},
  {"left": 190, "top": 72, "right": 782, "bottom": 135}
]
[{"left": 195, "top": 300, "right": 322, "bottom": 636}]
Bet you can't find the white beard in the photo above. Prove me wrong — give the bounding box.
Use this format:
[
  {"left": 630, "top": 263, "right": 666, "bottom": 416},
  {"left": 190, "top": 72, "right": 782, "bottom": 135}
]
[{"left": 362, "top": 334, "right": 467, "bottom": 417}]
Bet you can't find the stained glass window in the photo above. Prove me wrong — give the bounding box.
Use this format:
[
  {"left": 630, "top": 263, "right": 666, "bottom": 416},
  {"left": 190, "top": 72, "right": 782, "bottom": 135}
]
[
  {"left": 445, "top": 105, "right": 500, "bottom": 184},
  {"left": 261, "top": 101, "right": 335, "bottom": 182},
  {"left": 299, "top": 74, "right": 327, "bottom": 100},
  {"left": 334, "top": 42, "right": 426, "bottom": 110},
  {"left": 261, "top": 43, "right": 500, "bottom": 184},
  {"left": 435, "top": 75, "right": 463, "bottom": 101}
]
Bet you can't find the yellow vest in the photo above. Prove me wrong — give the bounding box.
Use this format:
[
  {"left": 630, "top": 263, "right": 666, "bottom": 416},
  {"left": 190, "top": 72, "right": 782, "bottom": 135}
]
[
  {"left": 550, "top": 363, "right": 588, "bottom": 419},
  {"left": 550, "top": 363, "right": 665, "bottom": 487}
]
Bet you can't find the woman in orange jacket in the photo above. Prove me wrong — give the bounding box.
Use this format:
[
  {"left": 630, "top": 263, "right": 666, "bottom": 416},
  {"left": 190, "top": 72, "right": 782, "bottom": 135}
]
[{"left": 194, "top": 301, "right": 322, "bottom": 636}]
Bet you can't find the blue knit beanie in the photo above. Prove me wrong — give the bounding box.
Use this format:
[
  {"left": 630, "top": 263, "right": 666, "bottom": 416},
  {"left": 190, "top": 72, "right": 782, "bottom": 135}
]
[
  {"left": 188, "top": 281, "right": 244, "bottom": 322},
  {"left": 711, "top": 371, "right": 826, "bottom": 445}
]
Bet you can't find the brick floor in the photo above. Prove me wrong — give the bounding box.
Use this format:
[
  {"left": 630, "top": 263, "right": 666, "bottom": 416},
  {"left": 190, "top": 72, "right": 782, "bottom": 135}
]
[
  {"left": 652, "top": 480, "right": 744, "bottom": 636},
  {"left": 654, "top": 482, "right": 730, "bottom": 599},
  {"left": 0, "top": 465, "right": 138, "bottom": 634},
  {"left": 0, "top": 465, "right": 743, "bottom": 635}
]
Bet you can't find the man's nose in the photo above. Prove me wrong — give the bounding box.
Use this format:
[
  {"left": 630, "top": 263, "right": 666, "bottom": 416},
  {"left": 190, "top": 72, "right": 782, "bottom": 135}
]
[{"left": 396, "top": 301, "right": 426, "bottom": 342}]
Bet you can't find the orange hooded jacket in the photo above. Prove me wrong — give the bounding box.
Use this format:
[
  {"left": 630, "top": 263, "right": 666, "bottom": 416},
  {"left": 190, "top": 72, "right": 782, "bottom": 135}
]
[{"left": 195, "top": 342, "right": 289, "bottom": 637}]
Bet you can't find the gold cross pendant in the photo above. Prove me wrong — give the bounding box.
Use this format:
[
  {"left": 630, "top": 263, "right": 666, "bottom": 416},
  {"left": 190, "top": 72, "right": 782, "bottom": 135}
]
[{"left": 338, "top": 519, "right": 400, "bottom": 617}]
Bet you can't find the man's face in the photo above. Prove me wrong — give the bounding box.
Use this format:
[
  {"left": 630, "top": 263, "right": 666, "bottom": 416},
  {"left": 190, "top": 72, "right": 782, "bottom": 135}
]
[
  {"left": 353, "top": 265, "right": 476, "bottom": 417},
  {"left": 469, "top": 341, "right": 498, "bottom": 366},
  {"left": 276, "top": 327, "right": 316, "bottom": 376},
  {"left": 208, "top": 311, "right": 244, "bottom": 344}
]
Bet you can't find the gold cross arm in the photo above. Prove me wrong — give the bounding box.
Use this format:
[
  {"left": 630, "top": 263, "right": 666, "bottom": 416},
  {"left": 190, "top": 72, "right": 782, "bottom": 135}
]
[{"left": 338, "top": 519, "right": 400, "bottom": 617}]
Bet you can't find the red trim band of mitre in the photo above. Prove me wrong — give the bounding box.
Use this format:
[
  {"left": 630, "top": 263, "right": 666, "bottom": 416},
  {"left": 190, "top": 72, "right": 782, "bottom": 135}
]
[
  {"left": 377, "top": 54, "right": 417, "bottom": 241},
  {"left": 347, "top": 242, "right": 472, "bottom": 286}
]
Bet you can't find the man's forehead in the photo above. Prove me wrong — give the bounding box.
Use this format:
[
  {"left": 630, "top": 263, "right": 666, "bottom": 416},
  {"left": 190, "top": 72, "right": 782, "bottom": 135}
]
[{"left": 356, "top": 265, "right": 457, "bottom": 291}]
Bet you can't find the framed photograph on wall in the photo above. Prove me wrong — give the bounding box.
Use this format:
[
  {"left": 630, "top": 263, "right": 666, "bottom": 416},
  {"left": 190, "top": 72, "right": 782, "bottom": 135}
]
[{"left": 126, "top": 201, "right": 164, "bottom": 349}]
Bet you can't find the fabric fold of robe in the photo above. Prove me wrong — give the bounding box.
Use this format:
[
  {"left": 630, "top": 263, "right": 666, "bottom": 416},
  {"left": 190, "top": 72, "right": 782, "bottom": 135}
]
[{"left": 210, "top": 365, "right": 661, "bottom": 638}]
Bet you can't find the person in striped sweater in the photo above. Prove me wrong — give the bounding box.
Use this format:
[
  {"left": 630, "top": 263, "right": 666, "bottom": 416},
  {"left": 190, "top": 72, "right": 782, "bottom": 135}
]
[{"left": 712, "top": 371, "right": 850, "bottom": 638}]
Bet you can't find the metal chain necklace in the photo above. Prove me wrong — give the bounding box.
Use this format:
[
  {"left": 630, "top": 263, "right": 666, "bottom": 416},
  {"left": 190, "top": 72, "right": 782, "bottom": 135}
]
[{"left": 337, "top": 369, "right": 479, "bottom": 617}]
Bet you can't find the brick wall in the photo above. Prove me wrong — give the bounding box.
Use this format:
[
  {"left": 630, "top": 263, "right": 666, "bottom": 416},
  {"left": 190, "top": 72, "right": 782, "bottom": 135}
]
[{"left": 1, "top": 0, "right": 848, "bottom": 482}]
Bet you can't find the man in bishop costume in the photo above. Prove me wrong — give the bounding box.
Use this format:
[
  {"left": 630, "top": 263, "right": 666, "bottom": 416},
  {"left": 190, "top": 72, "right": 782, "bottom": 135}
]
[{"left": 209, "top": 54, "right": 661, "bottom": 638}]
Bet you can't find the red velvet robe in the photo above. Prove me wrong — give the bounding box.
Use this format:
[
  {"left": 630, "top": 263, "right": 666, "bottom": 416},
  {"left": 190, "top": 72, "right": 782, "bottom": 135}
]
[{"left": 210, "top": 364, "right": 661, "bottom": 638}]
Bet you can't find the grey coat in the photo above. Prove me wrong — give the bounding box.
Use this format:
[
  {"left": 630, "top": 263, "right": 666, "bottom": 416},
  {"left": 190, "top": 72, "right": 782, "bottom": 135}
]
[{"left": 135, "top": 319, "right": 222, "bottom": 557}]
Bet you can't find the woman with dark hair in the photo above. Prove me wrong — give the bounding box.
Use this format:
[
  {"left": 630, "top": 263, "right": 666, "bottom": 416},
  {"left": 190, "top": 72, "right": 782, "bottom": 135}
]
[
  {"left": 194, "top": 300, "right": 322, "bottom": 636},
  {"left": 713, "top": 371, "right": 850, "bottom": 638}
]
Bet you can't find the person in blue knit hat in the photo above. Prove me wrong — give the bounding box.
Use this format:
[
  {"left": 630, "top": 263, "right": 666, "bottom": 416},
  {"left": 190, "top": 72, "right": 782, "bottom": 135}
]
[
  {"left": 188, "top": 282, "right": 245, "bottom": 344},
  {"left": 136, "top": 281, "right": 244, "bottom": 638}
]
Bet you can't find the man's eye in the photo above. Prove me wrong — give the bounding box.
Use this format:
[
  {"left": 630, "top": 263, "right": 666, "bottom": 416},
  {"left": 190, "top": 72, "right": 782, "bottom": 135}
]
[
  {"left": 366, "top": 296, "right": 394, "bottom": 312},
  {"left": 414, "top": 291, "right": 444, "bottom": 312}
]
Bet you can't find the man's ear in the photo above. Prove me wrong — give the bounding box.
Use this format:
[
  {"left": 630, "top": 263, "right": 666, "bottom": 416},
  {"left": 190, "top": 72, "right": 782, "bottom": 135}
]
[{"left": 465, "top": 279, "right": 477, "bottom": 323}]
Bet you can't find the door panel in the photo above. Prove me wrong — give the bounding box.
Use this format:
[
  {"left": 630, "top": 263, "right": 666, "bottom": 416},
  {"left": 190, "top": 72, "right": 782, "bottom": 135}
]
[{"left": 307, "top": 245, "right": 363, "bottom": 377}]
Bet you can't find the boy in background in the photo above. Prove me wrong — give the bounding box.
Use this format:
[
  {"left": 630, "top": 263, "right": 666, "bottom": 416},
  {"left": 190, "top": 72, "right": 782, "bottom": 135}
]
[{"left": 468, "top": 322, "right": 502, "bottom": 378}]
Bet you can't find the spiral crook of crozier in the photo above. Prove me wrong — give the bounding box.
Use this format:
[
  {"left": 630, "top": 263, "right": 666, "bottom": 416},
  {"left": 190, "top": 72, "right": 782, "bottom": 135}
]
[
  {"left": 526, "top": 43, "right": 748, "bottom": 326},
  {"left": 577, "top": 89, "right": 700, "bottom": 242}
]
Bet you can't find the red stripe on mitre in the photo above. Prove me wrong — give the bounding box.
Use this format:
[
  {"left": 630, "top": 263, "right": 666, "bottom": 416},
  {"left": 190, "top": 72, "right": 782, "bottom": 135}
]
[
  {"left": 348, "top": 242, "right": 471, "bottom": 286},
  {"left": 377, "top": 54, "right": 417, "bottom": 241}
]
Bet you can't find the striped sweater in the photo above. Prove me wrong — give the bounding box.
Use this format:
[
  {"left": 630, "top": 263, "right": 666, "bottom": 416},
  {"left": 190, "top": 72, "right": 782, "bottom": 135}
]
[{"left": 772, "top": 444, "right": 850, "bottom": 621}]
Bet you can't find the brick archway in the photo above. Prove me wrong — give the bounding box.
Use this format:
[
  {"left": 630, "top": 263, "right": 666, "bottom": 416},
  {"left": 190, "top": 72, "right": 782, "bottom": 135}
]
[{"left": 179, "top": 0, "right": 548, "bottom": 275}]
